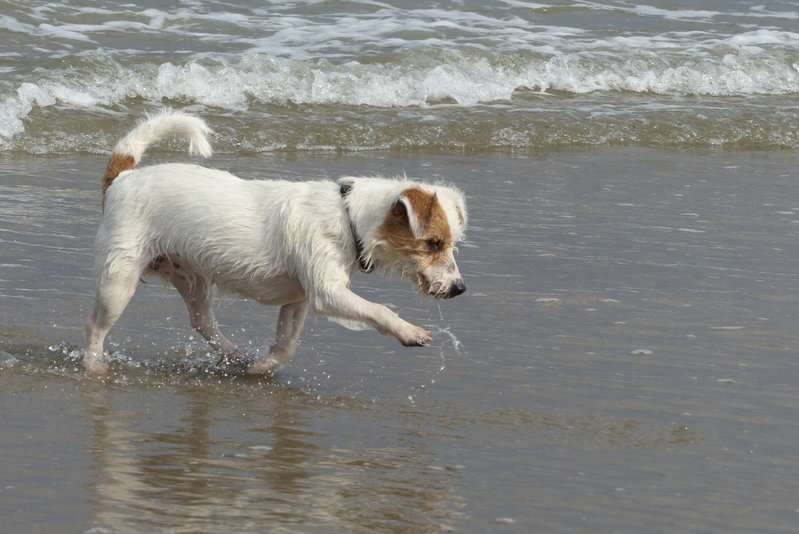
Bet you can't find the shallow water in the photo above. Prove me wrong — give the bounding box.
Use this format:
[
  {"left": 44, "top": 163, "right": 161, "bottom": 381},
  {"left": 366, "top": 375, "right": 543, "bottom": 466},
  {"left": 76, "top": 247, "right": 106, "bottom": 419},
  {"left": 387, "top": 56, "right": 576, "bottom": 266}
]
[
  {"left": 4, "top": 149, "right": 799, "bottom": 533},
  {"left": 4, "top": 0, "right": 799, "bottom": 531}
]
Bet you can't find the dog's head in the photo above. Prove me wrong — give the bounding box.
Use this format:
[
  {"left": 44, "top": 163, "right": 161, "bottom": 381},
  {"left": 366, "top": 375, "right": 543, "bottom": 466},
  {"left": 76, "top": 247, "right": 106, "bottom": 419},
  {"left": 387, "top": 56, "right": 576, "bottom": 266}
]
[{"left": 357, "top": 181, "right": 467, "bottom": 299}]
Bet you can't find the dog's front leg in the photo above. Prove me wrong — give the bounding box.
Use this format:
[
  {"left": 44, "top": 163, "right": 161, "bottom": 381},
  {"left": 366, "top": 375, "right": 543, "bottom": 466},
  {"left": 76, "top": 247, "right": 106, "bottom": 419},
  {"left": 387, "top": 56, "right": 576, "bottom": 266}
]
[
  {"left": 318, "top": 287, "right": 433, "bottom": 347},
  {"left": 246, "top": 300, "right": 309, "bottom": 375}
]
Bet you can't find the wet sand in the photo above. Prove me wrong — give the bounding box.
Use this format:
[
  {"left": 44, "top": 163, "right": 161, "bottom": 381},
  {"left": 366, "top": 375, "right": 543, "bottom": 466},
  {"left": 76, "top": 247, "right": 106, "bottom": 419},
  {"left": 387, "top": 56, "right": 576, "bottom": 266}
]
[{"left": 3, "top": 148, "right": 799, "bottom": 533}]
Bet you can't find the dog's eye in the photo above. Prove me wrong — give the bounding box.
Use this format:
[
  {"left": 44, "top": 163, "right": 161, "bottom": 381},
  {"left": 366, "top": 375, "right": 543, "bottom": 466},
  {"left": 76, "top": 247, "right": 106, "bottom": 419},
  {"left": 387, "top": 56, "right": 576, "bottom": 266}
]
[{"left": 426, "top": 237, "right": 443, "bottom": 251}]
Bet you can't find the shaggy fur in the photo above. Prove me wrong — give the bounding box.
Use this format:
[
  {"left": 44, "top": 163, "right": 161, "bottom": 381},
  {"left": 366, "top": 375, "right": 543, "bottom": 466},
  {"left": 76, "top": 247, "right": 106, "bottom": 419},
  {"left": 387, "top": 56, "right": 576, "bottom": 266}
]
[{"left": 83, "top": 110, "right": 468, "bottom": 375}]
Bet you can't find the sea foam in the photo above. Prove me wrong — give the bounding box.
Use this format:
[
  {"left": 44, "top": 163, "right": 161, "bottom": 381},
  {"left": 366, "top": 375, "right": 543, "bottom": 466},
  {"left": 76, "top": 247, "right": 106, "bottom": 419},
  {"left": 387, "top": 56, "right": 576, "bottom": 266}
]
[{"left": 2, "top": 43, "right": 797, "bottom": 137}]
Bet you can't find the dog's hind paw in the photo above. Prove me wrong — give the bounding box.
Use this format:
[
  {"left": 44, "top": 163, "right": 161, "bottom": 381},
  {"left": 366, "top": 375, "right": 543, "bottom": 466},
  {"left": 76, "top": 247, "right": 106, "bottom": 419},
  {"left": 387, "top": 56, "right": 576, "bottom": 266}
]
[
  {"left": 217, "top": 349, "right": 254, "bottom": 373},
  {"left": 82, "top": 351, "right": 110, "bottom": 376},
  {"left": 244, "top": 357, "right": 281, "bottom": 376}
]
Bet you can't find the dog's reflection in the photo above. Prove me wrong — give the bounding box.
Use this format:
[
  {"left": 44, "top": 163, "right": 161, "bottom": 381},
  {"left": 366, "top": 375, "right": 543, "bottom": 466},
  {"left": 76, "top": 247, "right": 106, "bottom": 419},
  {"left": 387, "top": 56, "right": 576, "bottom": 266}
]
[{"left": 82, "top": 383, "right": 461, "bottom": 531}]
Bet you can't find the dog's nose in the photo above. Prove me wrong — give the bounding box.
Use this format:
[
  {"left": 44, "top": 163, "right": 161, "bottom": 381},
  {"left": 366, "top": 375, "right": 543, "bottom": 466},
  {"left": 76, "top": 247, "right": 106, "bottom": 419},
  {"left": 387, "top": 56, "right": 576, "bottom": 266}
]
[{"left": 447, "top": 279, "right": 466, "bottom": 298}]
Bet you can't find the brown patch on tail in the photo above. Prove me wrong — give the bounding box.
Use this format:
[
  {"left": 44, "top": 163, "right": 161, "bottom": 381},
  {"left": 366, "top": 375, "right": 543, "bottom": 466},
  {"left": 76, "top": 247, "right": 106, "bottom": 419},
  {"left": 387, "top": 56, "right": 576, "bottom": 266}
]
[{"left": 103, "top": 153, "right": 135, "bottom": 195}]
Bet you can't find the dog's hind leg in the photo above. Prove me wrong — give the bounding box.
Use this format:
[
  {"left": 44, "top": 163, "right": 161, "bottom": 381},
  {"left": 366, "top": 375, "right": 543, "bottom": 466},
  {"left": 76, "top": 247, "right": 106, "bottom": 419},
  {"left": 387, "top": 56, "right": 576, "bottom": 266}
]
[
  {"left": 170, "top": 276, "right": 242, "bottom": 362},
  {"left": 84, "top": 259, "right": 142, "bottom": 375},
  {"left": 246, "top": 299, "right": 309, "bottom": 375}
]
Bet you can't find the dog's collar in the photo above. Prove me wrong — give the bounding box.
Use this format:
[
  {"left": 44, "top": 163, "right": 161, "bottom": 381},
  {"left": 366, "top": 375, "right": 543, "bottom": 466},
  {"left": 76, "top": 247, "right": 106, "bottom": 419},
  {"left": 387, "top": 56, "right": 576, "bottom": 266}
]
[{"left": 340, "top": 183, "right": 374, "bottom": 274}]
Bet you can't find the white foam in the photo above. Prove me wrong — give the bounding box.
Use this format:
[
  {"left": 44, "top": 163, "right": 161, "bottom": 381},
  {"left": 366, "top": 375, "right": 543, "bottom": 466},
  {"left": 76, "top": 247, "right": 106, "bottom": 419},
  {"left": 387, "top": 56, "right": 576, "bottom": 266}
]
[
  {"left": 536, "top": 297, "right": 561, "bottom": 304},
  {"left": 633, "top": 5, "right": 719, "bottom": 21},
  {"left": 38, "top": 23, "right": 96, "bottom": 43},
  {"left": 0, "top": 52, "right": 541, "bottom": 129},
  {"left": 0, "top": 14, "right": 34, "bottom": 34},
  {"left": 0, "top": 82, "right": 53, "bottom": 139}
]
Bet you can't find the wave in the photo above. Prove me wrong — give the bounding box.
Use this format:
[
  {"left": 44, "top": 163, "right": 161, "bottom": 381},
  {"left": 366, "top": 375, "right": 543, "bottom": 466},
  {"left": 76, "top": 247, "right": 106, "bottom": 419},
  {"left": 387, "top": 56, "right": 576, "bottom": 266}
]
[
  {"left": 1, "top": 46, "right": 797, "bottom": 124},
  {"left": 1, "top": 31, "right": 798, "bottom": 153},
  {"left": 7, "top": 44, "right": 799, "bottom": 114}
]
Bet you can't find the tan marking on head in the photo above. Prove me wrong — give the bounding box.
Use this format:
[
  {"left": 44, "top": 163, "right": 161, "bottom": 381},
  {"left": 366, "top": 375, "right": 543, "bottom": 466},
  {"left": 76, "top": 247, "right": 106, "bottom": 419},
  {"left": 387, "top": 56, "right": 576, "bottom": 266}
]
[
  {"left": 379, "top": 187, "right": 454, "bottom": 267},
  {"left": 394, "top": 188, "right": 437, "bottom": 233},
  {"left": 103, "top": 153, "right": 136, "bottom": 195}
]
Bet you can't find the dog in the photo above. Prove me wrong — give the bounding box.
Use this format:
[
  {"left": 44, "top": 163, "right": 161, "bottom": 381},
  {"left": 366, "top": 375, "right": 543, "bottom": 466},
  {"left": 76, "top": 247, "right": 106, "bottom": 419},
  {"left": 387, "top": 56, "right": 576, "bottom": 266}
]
[{"left": 83, "top": 110, "right": 468, "bottom": 375}]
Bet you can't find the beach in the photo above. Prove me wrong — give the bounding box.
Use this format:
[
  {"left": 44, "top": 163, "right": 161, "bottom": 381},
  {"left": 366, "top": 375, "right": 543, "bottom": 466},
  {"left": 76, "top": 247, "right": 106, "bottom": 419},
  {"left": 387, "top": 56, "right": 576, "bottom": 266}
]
[{"left": 2, "top": 1, "right": 799, "bottom": 532}]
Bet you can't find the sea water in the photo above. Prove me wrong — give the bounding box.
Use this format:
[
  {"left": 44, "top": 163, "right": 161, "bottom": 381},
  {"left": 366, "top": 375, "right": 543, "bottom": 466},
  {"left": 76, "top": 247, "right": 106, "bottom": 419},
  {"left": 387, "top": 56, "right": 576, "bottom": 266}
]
[
  {"left": 3, "top": 2, "right": 799, "bottom": 533},
  {"left": 1, "top": 0, "right": 798, "bottom": 153}
]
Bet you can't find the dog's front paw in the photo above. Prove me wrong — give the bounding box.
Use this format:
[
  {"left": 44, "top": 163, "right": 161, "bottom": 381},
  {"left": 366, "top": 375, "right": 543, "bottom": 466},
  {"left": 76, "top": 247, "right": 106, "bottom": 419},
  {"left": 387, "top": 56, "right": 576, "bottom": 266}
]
[{"left": 399, "top": 326, "right": 433, "bottom": 347}]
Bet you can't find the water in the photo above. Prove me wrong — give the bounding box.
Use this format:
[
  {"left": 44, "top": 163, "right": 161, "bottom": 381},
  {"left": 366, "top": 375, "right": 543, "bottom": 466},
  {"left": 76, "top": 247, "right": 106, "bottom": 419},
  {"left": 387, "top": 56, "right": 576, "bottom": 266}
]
[
  {"left": 2, "top": 0, "right": 799, "bottom": 153},
  {"left": 3, "top": 1, "right": 799, "bottom": 533}
]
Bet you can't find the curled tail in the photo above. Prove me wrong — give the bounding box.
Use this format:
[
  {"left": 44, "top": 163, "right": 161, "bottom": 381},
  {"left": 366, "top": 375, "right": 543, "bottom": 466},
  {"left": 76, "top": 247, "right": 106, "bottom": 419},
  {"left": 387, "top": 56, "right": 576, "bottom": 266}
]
[{"left": 102, "top": 109, "right": 213, "bottom": 195}]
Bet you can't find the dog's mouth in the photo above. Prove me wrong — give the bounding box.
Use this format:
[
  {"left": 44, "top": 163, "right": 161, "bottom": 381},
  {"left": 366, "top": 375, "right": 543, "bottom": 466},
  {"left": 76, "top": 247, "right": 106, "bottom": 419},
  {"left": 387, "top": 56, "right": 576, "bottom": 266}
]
[
  {"left": 418, "top": 273, "right": 434, "bottom": 297},
  {"left": 417, "top": 274, "right": 466, "bottom": 299}
]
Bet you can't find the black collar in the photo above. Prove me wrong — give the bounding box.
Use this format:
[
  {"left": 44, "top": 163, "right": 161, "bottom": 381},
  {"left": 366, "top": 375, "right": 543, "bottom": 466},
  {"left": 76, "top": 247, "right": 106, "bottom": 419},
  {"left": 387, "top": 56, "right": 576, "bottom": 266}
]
[{"left": 340, "top": 183, "right": 374, "bottom": 273}]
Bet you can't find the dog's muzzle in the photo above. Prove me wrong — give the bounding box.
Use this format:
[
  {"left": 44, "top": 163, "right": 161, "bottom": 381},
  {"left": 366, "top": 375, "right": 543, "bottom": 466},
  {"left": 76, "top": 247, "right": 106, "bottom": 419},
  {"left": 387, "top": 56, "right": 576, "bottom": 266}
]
[
  {"left": 447, "top": 279, "right": 467, "bottom": 298},
  {"left": 421, "top": 274, "right": 467, "bottom": 299}
]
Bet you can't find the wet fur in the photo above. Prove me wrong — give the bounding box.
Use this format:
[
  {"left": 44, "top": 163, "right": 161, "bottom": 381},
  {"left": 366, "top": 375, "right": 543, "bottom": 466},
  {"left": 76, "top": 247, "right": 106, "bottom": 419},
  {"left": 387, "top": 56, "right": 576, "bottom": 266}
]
[{"left": 83, "top": 111, "right": 467, "bottom": 375}]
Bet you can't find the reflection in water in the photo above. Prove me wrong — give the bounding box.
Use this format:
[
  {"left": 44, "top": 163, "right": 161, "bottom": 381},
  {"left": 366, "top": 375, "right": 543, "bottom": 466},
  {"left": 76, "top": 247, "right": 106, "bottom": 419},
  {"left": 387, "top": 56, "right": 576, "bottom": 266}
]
[{"left": 82, "top": 381, "right": 462, "bottom": 532}]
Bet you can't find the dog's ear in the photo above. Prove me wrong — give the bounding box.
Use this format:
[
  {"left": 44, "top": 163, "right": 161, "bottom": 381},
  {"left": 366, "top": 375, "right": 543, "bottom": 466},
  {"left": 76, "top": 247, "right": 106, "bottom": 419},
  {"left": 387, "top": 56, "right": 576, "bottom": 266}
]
[{"left": 391, "top": 188, "right": 437, "bottom": 238}]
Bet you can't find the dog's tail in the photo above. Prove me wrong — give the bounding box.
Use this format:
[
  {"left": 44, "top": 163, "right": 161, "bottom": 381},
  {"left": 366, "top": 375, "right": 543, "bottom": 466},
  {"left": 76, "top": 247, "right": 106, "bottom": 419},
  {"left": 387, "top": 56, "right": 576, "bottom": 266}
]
[{"left": 102, "top": 109, "right": 213, "bottom": 195}]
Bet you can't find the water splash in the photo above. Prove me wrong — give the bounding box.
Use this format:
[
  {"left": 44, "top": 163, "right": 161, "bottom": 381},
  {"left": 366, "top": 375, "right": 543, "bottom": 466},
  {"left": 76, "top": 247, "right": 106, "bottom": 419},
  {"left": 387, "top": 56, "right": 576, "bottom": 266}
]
[
  {"left": 406, "top": 324, "right": 463, "bottom": 406},
  {"left": 428, "top": 325, "right": 464, "bottom": 373},
  {"left": 0, "top": 342, "right": 271, "bottom": 385}
]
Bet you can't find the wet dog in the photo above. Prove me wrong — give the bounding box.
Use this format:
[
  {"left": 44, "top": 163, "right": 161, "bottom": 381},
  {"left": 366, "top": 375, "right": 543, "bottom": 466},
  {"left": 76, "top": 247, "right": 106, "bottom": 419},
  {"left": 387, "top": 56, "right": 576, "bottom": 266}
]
[{"left": 84, "top": 111, "right": 467, "bottom": 375}]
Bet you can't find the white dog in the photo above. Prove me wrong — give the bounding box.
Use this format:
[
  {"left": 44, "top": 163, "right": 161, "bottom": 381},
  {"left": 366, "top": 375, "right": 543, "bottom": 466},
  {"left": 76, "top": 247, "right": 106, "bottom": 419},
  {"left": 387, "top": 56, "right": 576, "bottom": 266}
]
[{"left": 83, "top": 111, "right": 467, "bottom": 375}]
